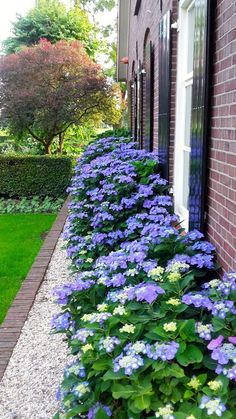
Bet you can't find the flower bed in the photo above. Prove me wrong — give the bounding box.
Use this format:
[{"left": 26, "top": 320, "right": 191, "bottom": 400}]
[{"left": 52, "top": 137, "right": 236, "bottom": 419}]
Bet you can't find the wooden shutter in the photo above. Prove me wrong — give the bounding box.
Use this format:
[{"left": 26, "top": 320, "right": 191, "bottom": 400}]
[
  {"left": 139, "top": 70, "right": 145, "bottom": 149},
  {"left": 136, "top": 71, "right": 141, "bottom": 145},
  {"left": 158, "top": 10, "right": 171, "bottom": 180},
  {"left": 189, "top": 0, "right": 211, "bottom": 231},
  {"left": 144, "top": 41, "right": 154, "bottom": 151},
  {"left": 133, "top": 73, "right": 138, "bottom": 141},
  {"left": 129, "top": 80, "right": 135, "bottom": 138}
]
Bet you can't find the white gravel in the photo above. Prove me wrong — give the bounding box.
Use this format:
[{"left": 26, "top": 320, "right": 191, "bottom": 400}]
[{"left": 0, "top": 238, "right": 72, "bottom": 419}]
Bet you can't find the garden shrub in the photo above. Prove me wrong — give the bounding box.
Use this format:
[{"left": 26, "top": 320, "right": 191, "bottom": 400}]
[
  {"left": 0, "top": 155, "right": 72, "bottom": 198},
  {"left": 52, "top": 137, "right": 236, "bottom": 419},
  {"left": 0, "top": 196, "right": 64, "bottom": 213},
  {"left": 93, "top": 127, "right": 130, "bottom": 141}
]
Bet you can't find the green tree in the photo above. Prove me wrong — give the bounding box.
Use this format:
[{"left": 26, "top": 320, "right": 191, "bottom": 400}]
[
  {"left": 2, "top": 0, "right": 98, "bottom": 57},
  {"left": 79, "top": 0, "right": 116, "bottom": 14},
  {"left": 0, "top": 40, "right": 122, "bottom": 154}
]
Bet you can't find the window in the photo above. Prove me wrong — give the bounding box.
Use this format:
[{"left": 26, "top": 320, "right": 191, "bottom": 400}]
[
  {"left": 174, "top": 0, "right": 195, "bottom": 230},
  {"left": 158, "top": 11, "right": 171, "bottom": 180},
  {"left": 174, "top": 0, "right": 211, "bottom": 231}
]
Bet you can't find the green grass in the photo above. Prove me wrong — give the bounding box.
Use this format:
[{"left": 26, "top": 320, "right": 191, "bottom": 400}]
[{"left": 0, "top": 214, "right": 56, "bottom": 324}]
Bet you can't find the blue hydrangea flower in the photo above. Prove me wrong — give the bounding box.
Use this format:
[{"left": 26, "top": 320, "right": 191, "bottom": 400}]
[
  {"left": 71, "top": 328, "right": 94, "bottom": 343},
  {"left": 64, "top": 361, "right": 86, "bottom": 378},
  {"left": 211, "top": 300, "right": 236, "bottom": 318},
  {"left": 51, "top": 312, "right": 71, "bottom": 331},
  {"left": 73, "top": 381, "right": 90, "bottom": 398},
  {"left": 146, "top": 341, "right": 179, "bottom": 361},
  {"left": 88, "top": 403, "right": 112, "bottom": 419},
  {"left": 196, "top": 322, "right": 214, "bottom": 340},
  {"left": 182, "top": 293, "right": 213, "bottom": 310},
  {"left": 199, "top": 396, "right": 226, "bottom": 416},
  {"left": 124, "top": 341, "right": 148, "bottom": 355},
  {"left": 113, "top": 352, "right": 144, "bottom": 375},
  {"left": 99, "top": 336, "right": 120, "bottom": 353}
]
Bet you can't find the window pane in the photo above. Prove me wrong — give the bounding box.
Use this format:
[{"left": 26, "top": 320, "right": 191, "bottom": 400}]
[
  {"left": 187, "top": 4, "right": 195, "bottom": 73},
  {"left": 184, "top": 84, "right": 193, "bottom": 147},
  {"left": 183, "top": 150, "right": 190, "bottom": 209}
]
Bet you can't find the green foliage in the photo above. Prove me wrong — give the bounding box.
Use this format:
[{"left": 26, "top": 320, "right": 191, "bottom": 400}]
[
  {"left": 62, "top": 125, "right": 96, "bottom": 156},
  {"left": 2, "top": 0, "right": 98, "bottom": 57},
  {"left": 0, "top": 214, "right": 56, "bottom": 323},
  {"left": 0, "top": 196, "right": 64, "bottom": 214},
  {"left": 94, "top": 127, "right": 130, "bottom": 141},
  {"left": 80, "top": 0, "right": 116, "bottom": 13},
  {"left": 0, "top": 156, "right": 72, "bottom": 198}
]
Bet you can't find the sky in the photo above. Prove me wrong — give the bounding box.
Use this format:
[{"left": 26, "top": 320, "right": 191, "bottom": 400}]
[{"left": 0, "top": 0, "right": 36, "bottom": 43}]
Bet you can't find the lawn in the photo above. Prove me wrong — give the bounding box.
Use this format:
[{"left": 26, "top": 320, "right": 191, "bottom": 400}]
[{"left": 0, "top": 214, "right": 56, "bottom": 324}]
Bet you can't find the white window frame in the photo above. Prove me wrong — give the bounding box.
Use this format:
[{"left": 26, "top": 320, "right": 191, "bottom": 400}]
[{"left": 174, "top": 0, "right": 195, "bottom": 231}]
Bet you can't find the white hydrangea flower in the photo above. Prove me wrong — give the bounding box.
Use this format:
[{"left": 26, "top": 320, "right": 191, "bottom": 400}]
[
  {"left": 97, "top": 303, "right": 108, "bottom": 312},
  {"left": 167, "top": 298, "right": 181, "bottom": 306},
  {"left": 120, "top": 324, "right": 135, "bottom": 334},
  {"left": 163, "top": 322, "right": 177, "bottom": 332},
  {"left": 113, "top": 305, "right": 127, "bottom": 315},
  {"left": 155, "top": 404, "right": 175, "bottom": 419}
]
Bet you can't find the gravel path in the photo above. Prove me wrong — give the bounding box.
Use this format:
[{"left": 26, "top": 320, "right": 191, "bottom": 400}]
[{"left": 0, "top": 238, "right": 71, "bottom": 419}]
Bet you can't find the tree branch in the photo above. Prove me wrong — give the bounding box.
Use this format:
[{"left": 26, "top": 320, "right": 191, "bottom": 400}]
[{"left": 27, "top": 126, "right": 46, "bottom": 144}]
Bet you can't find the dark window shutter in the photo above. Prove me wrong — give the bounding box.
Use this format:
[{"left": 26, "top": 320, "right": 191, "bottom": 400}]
[
  {"left": 189, "top": 0, "right": 211, "bottom": 231},
  {"left": 136, "top": 71, "right": 141, "bottom": 146},
  {"left": 144, "top": 41, "right": 154, "bottom": 151},
  {"left": 129, "top": 80, "right": 135, "bottom": 138},
  {"left": 133, "top": 73, "right": 138, "bottom": 142},
  {"left": 158, "top": 10, "right": 171, "bottom": 180}
]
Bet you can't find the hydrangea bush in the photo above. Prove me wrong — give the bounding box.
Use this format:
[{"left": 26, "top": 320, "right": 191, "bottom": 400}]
[{"left": 52, "top": 137, "right": 236, "bottom": 419}]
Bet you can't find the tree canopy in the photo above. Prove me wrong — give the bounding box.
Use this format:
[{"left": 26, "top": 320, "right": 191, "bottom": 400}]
[
  {"left": 79, "top": 0, "right": 116, "bottom": 14},
  {"left": 2, "top": 0, "right": 99, "bottom": 57},
  {"left": 0, "top": 40, "right": 121, "bottom": 154}
]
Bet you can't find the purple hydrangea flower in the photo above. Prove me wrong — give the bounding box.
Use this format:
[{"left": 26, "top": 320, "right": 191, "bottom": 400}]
[
  {"left": 190, "top": 253, "right": 214, "bottom": 269},
  {"left": 207, "top": 336, "right": 224, "bottom": 350},
  {"left": 183, "top": 229, "right": 204, "bottom": 242},
  {"left": 199, "top": 396, "right": 226, "bottom": 416},
  {"left": 71, "top": 328, "right": 94, "bottom": 343},
  {"left": 110, "top": 273, "right": 126, "bottom": 287},
  {"left": 191, "top": 241, "right": 215, "bottom": 254},
  {"left": 113, "top": 352, "right": 144, "bottom": 375},
  {"left": 124, "top": 341, "right": 147, "bottom": 355},
  {"left": 53, "top": 283, "right": 75, "bottom": 304},
  {"left": 227, "top": 365, "right": 236, "bottom": 381},
  {"left": 88, "top": 404, "right": 112, "bottom": 419},
  {"left": 99, "top": 336, "right": 120, "bottom": 353},
  {"left": 211, "top": 343, "right": 236, "bottom": 365},
  {"left": 211, "top": 300, "right": 236, "bottom": 319},
  {"left": 64, "top": 361, "right": 86, "bottom": 378},
  {"left": 217, "top": 273, "right": 236, "bottom": 296},
  {"left": 51, "top": 312, "right": 71, "bottom": 331},
  {"left": 182, "top": 293, "right": 213, "bottom": 310},
  {"left": 196, "top": 322, "right": 214, "bottom": 340},
  {"left": 146, "top": 341, "right": 179, "bottom": 361},
  {"left": 133, "top": 282, "right": 165, "bottom": 304}
]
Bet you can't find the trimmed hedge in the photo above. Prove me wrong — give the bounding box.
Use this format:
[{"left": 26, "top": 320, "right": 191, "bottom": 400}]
[{"left": 0, "top": 156, "right": 72, "bottom": 198}]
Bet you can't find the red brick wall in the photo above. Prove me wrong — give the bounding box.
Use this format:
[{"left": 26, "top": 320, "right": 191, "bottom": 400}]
[
  {"left": 206, "top": 0, "right": 236, "bottom": 272},
  {"left": 127, "top": 0, "right": 178, "bottom": 183},
  {"left": 127, "top": 0, "right": 236, "bottom": 272}
]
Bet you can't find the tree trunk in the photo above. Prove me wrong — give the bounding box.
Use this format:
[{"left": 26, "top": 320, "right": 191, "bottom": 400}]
[
  {"left": 58, "top": 133, "right": 64, "bottom": 154},
  {"left": 44, "top": 142, "right": 51, "bottom": 155}
]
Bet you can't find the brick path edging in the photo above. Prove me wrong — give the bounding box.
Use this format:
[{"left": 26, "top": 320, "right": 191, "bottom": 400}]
[{"left": 0, "top": 199, "right": 69, "bottom": 380}]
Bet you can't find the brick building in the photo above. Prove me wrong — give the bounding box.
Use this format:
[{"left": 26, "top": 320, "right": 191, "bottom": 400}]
[{"left": 117, "top": 0, "right": 236, "bottom": 272}]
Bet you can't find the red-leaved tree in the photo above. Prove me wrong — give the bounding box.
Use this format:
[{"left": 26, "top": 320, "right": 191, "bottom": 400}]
[{"left": 0, "top": 40, "right": 116, "bottom": 154}]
